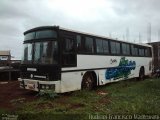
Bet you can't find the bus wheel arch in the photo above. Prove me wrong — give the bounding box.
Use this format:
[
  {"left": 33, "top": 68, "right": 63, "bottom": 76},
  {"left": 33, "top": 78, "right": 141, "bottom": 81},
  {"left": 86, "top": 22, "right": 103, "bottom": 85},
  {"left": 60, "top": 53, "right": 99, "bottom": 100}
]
[
  {"left": 139, "top": 66, "right": 145, "bottom": 80},
  {"left": 81, "top": 71, "right": 97, "bottom": 90}
]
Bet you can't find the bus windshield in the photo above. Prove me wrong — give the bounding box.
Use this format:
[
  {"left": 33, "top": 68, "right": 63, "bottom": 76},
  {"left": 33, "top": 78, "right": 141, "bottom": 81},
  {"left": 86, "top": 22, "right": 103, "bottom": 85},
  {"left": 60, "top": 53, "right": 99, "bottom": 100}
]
[{"left": 22, "top": 41, "right": 58, "bottom": 64}]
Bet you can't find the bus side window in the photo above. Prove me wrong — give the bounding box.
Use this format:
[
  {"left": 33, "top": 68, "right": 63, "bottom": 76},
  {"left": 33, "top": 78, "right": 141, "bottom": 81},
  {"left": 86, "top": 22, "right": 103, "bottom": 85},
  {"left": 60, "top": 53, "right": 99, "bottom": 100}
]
[
  {"left": 96, "top": 39, "right": 103, "bottom": 53},
  {"left": 139, "top": 48, "right": 145, "bottom": 56},
  {"left": 131, "top": 45, "right": 138, "bottom": 56},
  {"left": 122, "top": 43, "right": 127, "bottom": 55},
  {"left": 146, "top": 47, "right": 152, "bottom": 57},
  {"left": 103, "top": 40, "right": 109, "bottom": 54},
  {"left": 84, "top": 37, "right": 94, "bottom": 53},
  {"left": 111, "top": 41, "right": 116, "bottom": 54},
  {"left": 145, "top": 48, "right": 148, "bottom": 57},
  {"left": 116, "top": 42, "right": 120, "bottom": 54},
  {"left": 96, "top": 39, "right": 109, "bottom": 54},
  {"left": 64, "top": 38, "right": 74, "bottom": 52},
  {"left": 122, "top": 43, "right": 130, "bottom": 55},
  {"left": 76, "top": 35, "right": 83, "bottom": 53},
  {"left": 111, "top": 41, "right": 120, "bottom": 55},
  {"left": 131, "top": 45, "right": 135, "bottom": 55},
  {"left": 149, "top": 47, "right": 152, "bottom": 57}
]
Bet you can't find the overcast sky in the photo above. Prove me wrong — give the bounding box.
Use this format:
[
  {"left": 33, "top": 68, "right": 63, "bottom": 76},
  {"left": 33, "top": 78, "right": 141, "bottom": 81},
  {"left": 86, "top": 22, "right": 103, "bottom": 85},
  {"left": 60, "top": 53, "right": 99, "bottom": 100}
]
[{"left": 1, "top": 0, "right": 160, "bottom": 59}]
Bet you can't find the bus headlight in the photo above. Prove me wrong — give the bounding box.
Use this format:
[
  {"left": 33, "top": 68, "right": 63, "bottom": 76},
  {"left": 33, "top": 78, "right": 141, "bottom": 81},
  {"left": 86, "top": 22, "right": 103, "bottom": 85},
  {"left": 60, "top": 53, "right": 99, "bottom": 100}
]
[
  {"left": 40, "top": 84, "right": 55, "bottom": 90},
  {"left": 42, "top": 85, "right": 45, "bottom": 89},
  {"left": 46, "top": 85, "right": 49, "bottom": 89}
]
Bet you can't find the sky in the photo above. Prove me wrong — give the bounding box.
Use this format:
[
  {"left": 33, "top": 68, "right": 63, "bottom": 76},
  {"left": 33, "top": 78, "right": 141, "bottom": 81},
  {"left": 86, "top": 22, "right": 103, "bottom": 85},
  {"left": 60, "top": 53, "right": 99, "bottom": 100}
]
[{"left": 1, "top": 0, "right": 160, "bottom": 59}]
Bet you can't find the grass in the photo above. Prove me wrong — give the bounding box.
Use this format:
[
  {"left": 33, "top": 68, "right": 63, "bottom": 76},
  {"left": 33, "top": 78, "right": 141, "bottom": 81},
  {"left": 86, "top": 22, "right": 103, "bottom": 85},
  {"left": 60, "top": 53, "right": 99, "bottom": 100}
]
[{"left": 1, "top": 78, "right": 160, "bottom": 120}]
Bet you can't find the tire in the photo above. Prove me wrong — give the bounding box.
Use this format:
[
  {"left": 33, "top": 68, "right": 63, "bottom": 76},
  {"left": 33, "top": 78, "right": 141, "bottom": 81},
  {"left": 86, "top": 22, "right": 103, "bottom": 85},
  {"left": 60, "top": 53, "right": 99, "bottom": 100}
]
[
  {"left": 139, "top": 67, "right": 145, "bottom": 80},
  {"left": 81, "top": 73, "right": 94, "bottom": 90}
]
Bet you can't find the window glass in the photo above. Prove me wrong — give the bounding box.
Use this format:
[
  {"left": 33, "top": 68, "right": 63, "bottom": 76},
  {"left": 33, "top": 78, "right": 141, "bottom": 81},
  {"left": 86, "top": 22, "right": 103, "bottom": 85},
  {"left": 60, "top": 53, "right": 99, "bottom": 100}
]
[
  {"left": 122, "top": 43, "right": 130, "bottom": 55},
  {"left": 158, "top": 47, "right": 160, "bottom": 56},
  {"left": 77, "top": 35, "right": 83, "bottom": 52},
  {"left": 34, "top": 43, "right": 41, "bottom": 63},
  {"left": 41, "top": 41, "right": 57, "bottom": 64},
  {"left": 62, "top": 37, "right": 76, "bottom": 66},
  {"left": 135, "top": 47, "right": 138, "bottom": 55},
  {"left": 116, "top": 42, "right": 120, "bottom": 54},
  {"left": 23, "top": 43, "right": 32, "bottom": 63},
  {"left": 24, "top": 30, "right": 57, "bottom": 40},
  {"left": 131, "top": 45, "right": 138, "bottom": 56},
  {"left": 33, "top": 41, "right": 58, "bottom": 64},
  {"left": 126, "top": 44, "right": 130, "bottom": 55},
  {"left": 96, "top": 39, "right": 109, "bottom": 54},
  {"left": 111, "top": 42, "right": 116, "bottom": 54},
  {"left": 28, "top": 44, "right": 32, "bottom": 61},
  {"left": 52, "top": 41, "right": 58, "bottom": 64},
  {"left": 22, "top": 41, "right": 58, "bottom": 64},
  {"left": 84, "top": 37, "right": 94, "bottom": 53},
  {"left": 36, "top": 30, "right": 57, "bottom": 39},
  {"left": 149, "top": 48, "right": 152, "bottom": 57},
  {"left": 64, "top": 38, "right": 74, "bottom": 52},
  {"left": 96, "top": 39, "right": 103, "bottom": 53},
  {"left": 103, "top": 40, "right": 109, "bottom": 54},
  {"left": 145, "top": 48, "right": 148, "bottom": 56},
  {"left": 142, "top": 49, "right": 144, "bottom": 56},
  {"left": 122, "top": 43, "right": 127, "bottom": 54},
  {"left": 131, "top": 45, "right": 134, "bottom": 55},
  {"left": 138, "top": 49, "right": 141, "bottom": 56},
  {"left": 24, "top": 32, "right": 35, "bottom": 40},
  {"left": 111, "top": 41, "right": 120, "bottom": 54},
  {"left": 139, "top": 48, "right": 144, "bottom": 56}
]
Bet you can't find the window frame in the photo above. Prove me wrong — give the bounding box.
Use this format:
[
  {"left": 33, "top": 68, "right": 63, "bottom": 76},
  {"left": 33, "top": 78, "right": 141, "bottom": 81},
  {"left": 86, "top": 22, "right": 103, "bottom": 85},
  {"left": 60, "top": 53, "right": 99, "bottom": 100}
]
[
  {"left": 24, "top": 29, "right": 57, "bottom": 41},
  {"left": 60, "top": 30, "right": 152, "bottom": 59},
  {"left": 95, "top": 38, "right": 109, "bottom": 54},
  {"left": 122, "top": 43, "right": 131, "bottom": 55},
  {"left": 61, "top": 33, "right": 77, "bottom": 67},
  {"left": 110, "top": 41, "right": 121, "bottom": 55},
  {"left": 84, "top": 36, "right": 95, "bottom": 54},
  {"left": 138, "top": 47, "right": 145, "bottom": 57}
]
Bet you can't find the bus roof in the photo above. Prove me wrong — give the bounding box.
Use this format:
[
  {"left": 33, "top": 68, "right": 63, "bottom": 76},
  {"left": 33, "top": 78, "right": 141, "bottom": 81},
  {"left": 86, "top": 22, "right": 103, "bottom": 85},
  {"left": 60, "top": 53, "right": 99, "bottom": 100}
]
[{"left": 24, "top": 26, "right": 152, "bottom": 48}]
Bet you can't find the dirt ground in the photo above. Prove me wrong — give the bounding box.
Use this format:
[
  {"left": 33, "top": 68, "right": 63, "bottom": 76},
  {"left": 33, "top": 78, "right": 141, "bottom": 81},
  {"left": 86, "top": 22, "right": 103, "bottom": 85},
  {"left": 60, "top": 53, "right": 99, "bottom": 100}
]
[{"left": 0, "top": 81, "right": 38, "bottom": 110}]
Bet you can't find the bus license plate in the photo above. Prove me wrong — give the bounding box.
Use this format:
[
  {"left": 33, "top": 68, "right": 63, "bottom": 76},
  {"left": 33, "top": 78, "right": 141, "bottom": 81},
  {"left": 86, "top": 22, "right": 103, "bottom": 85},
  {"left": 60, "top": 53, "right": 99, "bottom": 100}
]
[{"left": 27, "top": 83, "right": 35, "bottom": 90}]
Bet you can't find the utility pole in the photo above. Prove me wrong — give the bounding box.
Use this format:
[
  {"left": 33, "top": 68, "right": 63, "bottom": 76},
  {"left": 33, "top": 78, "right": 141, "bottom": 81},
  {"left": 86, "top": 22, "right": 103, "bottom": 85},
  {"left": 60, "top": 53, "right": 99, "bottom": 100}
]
[
  {"left": 134, "top": 39, "right": 136, "bottom": 43},
  {"left": 147, "top": 23, "right": 151, "bottom": 43},
  {"left": 123, "top": 35, "right": 125, "bottom": 41},
  {"left": 126, "top": 27, "right": 130, "bottom": 41},
  {"left": 109, "top": 33, "right": 112, "bottom": 38},
  {"left": 139, "top": 32, "right": 141, "bottom": 43},
  {"left": 158, "top": 29, "right": 160, "bottom": 41}
]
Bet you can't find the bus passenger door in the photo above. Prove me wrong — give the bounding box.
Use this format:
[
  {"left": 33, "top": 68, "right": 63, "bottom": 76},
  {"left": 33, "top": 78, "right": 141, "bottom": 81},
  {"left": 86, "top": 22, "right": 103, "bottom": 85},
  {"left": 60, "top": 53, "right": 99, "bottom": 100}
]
[
  {"left": 62, "top": 36, "right": 77, "bottom": 67},
  {"left": 61, "top": 35, "right": 81, "bottom": 92}
]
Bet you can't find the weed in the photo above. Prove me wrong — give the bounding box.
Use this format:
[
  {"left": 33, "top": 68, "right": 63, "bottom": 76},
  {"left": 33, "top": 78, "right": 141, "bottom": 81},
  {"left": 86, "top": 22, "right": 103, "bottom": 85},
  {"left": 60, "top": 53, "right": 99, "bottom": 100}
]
[
  {"left": 37, "top": 90, "right": 58, "bottom": 99},
  {"left": 6, "top": 78, "right": 160, "bottom": 119}
]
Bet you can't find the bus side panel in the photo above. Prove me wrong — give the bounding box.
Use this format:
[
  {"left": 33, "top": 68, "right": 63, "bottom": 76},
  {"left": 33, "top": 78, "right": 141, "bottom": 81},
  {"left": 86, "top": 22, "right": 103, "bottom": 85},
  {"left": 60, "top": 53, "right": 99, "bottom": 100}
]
[
  {"left": 61, "top": 55, "right": 152, "bottom": 92},
  {"left": 98, "top": 70, "right": 111, "bottom": 85}
]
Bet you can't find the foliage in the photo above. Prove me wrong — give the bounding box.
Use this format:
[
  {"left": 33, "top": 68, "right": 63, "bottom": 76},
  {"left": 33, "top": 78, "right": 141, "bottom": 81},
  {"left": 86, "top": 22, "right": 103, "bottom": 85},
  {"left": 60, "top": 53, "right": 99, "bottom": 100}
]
[{"left": 3, "top": 78, "right": 160, "bottom": 120}]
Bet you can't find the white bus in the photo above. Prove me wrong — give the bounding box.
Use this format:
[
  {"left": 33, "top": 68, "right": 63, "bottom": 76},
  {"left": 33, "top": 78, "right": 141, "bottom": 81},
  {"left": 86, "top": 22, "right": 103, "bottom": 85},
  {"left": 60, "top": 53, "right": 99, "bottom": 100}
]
[{"left": 18, "top": 26, "right": 152, "bottom": 93}]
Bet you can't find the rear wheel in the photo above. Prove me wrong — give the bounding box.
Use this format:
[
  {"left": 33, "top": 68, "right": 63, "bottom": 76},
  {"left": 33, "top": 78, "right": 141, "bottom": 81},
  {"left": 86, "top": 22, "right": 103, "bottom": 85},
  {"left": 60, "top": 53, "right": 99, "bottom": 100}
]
[
  {"left": 139, "top": 67, "right": 145, "bottom": 80},
  {"left": 81, "top": 73, "right": 94, "bottom": 90}
]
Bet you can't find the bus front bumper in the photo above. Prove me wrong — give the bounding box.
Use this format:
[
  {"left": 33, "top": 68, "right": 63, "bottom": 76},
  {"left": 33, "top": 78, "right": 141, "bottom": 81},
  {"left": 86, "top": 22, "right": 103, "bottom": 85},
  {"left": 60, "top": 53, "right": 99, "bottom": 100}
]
[{"left": 18, "top": 78, "right": 61, "bottom": 93}]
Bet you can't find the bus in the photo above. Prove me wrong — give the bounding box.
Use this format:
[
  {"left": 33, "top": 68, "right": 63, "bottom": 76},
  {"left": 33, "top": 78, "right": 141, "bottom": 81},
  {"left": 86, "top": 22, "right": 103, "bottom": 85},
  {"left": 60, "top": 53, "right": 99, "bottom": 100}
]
[{"left": 18, "top": 26, "right": 152, "bottom": 93}]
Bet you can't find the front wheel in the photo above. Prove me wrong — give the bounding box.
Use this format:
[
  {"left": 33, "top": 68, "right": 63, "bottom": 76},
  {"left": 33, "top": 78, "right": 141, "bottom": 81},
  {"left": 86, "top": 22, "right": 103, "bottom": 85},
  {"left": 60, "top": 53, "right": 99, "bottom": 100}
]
[{"left": 81, "top": 73, "right": 94, "bottom": 90}]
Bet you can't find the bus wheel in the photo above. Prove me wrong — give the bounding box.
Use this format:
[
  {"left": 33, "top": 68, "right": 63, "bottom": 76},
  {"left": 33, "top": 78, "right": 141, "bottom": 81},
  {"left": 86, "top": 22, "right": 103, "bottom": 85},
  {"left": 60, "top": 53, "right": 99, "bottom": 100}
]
[
  {"left": 81, "top": 73, "right": 94, "bottom": 90},
  {"left": 139, "top": 67, "right": 145, "bottom": 80}
]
